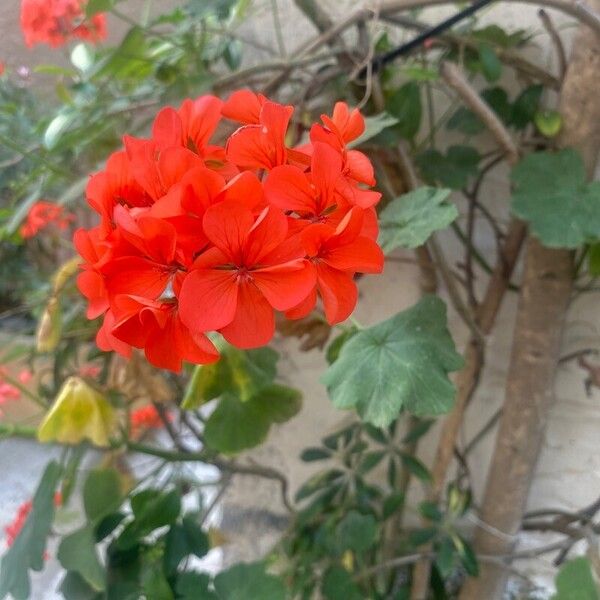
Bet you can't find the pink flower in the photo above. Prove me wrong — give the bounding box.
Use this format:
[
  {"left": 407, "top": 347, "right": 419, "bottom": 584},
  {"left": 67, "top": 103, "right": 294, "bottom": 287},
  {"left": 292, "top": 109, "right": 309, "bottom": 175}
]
[{"left": 18, "top": 369, "right": 33, "bottom": 384}]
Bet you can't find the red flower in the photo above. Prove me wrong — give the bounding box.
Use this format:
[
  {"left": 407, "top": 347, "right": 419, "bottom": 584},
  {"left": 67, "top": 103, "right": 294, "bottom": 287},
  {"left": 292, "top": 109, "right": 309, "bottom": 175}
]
[
  {"left": 111, "top": 295, "right": 219, "bottom": 372},
  {"left": 5, "top": 493, "right": 61, "bottom": 548},
  {"left": 179, "top": 202, "right": 315, "bottom": 348},
  {"left": 311, "top": 101, "right": 378, "bottom": 188},
  {"left": 20, "top": 201, "right": 74, "bottom": 238},
  {"left": 288, "top": 207, "right": 384, "bottom": 324},
  {"left": 226, "top": 100, "right": 296, "bottom": 170},
  {"left": 75, "top": 91, "right": 384, "bottom": 371},
  {"left": 0, "top": 63, "right": 5, "bottom": 76},
  {"left": 130, "top": 404, "right": 165, "bottom": 435},
  {"left": 20, "top": 0, "right": 107, "bottom": 49}
]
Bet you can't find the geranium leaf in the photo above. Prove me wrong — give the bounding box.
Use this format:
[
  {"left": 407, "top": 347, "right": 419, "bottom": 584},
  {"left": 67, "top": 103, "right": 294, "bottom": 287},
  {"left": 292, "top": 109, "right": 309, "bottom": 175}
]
[
  {"left": 0, "top": 461, "right": 62, "bottom": 600},
  {"left": 552, "top": 557, "right": 599, "bottom": 600},
  {"left": 83, "top": 468, "right": 123, "bottom": 523},
  {"left": 378, "top": 187, "right": 457, "bottom": 251},
  {"left": 322, "top": 296, "right": 463, "bottom": 427},
  {"left": 183, "top": 345, "right": 278, "bottom": 408},
  {"left": 511, "top": 149, "right": 600, "bottom": 248},
  {"left": 57, "top": 526, "right": 106, "bottom": 592},
  {"left": 213, "top": 562, "right": 286, "bottom": 600},
  {"left": 204, "top": 385, "right": 301, "bottom": 454}
]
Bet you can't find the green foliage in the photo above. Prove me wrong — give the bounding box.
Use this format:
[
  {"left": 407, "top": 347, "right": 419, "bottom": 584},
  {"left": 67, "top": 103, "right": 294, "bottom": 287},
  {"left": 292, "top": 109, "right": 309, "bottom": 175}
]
[
  {"left": 552, "top": 557, "right": 599, "bottom": 600},
  {"left": 204, "top": 385, "right": 302, "bottom": 453},
  {"left": 0, "top": 462, "right": 62, "bottom": 600},
  {"left": 322, "top": 296, "right": 463, "bottom": 426},
  {"left": 183, "top": 345, "right": 279, "bottom": 408},
  {"left": 213, "top": 562, "right": 286, "bottom": 600},
  {"left": 321, "top": 567, "right": 362, "bottom": 600},
  {"left": 588, "top": 243, "right": 600, "bottom": 276},
  {"left": 511, "top": 149, "right": 600, "bottom": 248},
  {"left": 335, "top": 511, "right": 378, "bottom": 553},
  {"left": 58, "top": 526, "right": 105, "bottom": 592},
  {"left": 416, "top": 145, "right": 481, "bottom": 189},
  {"left": 349, "top": 112, "right": 399, "bottom": 148},
  {"left": 378, "top": 187, "right": 457, "bottom": 251},
  {"left": 386, "top": 82, "right": 422, "bottom": 140}
]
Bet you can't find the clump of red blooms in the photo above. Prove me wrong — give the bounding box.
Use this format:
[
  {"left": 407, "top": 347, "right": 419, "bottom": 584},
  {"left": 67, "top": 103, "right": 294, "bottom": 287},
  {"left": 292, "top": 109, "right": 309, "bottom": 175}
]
[
  {"left": 75, "top": 90, "right": 384, "bottom": 372},
  {"left": 20, "top": 0, "right": 106, "bottom": 49},
  {"left": 20, "top": 201, "right": 75, "bottom": 239},
  {"left": 129, "top": 405, "right": 166, "bottom": 436},
  {"left": 4, "top": 492, "right": 61, "bottom": 548}
]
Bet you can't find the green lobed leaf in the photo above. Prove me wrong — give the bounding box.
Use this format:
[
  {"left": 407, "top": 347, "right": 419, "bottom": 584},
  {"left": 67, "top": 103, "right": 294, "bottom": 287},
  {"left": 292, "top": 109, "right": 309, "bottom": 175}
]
[
  {"left": 0, "top": 461, "right": 62, "bottom": 600},
  {"left": 552, "top": 557, "right": 599, "bottom": 600},
  {"left": 83, "top": 468, "right": 122, "bottom": 523},
  {"left": 510, "top": 84, "right": 543, "bottom": 129},
  {"left": 386, "top": 82, "right": 422, "bottom": 140},
  {"left": 213, "top": 562, "right": 286, "bottom": 600},
  {"left": 59, "top": 571, "right": 102, "bottom": 600},
  {"left": 335, "top": 511, "right": 378, "bottom": 554},
  {"left": 183, "top": 345, "right": 278, "bottom": 409},
  {"left": 478, "top": 43, "right": 502, "bottom": 82},
  {"left": 204, "top": 385, "right": 302, "bottom": 454},
  {"left": 85, "top": 0, "right": 115, "bottom": 17},
  {"left": 321, "top": 566, "right": 362, "bottom": 600},
  {"left": 176, "top": 571, "right": 217, "bottom": 600},
  {"left": 416, "top": 146, "right": 481, "bottom": 189},
  {"left": 322, "top": 296, "right": 463, "bottom": 427},
  {"left": 511, "top": 149, "right": 600, "bottom": 248},
  {"left": 57, "top": 526, "right": 106, "bottom": 592},
  {"left": 378, "top": 187, "right": 457, "bottom": 252}
]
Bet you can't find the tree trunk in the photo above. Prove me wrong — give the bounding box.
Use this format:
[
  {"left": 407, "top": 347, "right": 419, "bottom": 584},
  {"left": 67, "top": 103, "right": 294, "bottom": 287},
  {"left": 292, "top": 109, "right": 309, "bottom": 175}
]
[{"left": 459, "top": 9, "right": 600, "bottom": 598}]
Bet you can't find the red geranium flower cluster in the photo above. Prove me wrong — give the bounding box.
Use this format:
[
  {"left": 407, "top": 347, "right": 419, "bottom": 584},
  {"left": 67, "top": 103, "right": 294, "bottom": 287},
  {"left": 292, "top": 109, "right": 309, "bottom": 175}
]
[
  {"left": 20, "top": 0, "right": 106, "bottom": 48},
  {"left": 4, "top": 492, "right": 61, "bottom": 548},
  {"left": 20, "top": 200, "right": 74, "bottom": 238},
  {"left": 75, "top": 91, "right": 384, "bottom": 372}
]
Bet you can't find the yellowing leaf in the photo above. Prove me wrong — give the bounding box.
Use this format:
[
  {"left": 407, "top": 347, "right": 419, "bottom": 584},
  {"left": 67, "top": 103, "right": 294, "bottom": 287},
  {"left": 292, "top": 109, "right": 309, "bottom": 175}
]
[
  {"left": 36, "top": 297, "right": 61, "bottom": 353},
  {"left": 38, "top": 377, "right": 117, "bottom": 447}
]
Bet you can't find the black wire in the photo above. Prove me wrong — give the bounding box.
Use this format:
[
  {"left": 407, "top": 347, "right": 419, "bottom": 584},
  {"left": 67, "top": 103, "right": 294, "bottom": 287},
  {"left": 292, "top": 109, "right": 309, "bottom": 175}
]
[{"left": 358, "top": 0, "right": 496, "bottom": 79}]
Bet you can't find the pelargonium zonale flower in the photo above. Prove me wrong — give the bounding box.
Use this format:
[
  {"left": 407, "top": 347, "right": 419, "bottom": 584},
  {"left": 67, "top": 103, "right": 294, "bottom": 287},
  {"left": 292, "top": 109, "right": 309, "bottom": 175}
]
[
  {"left": 75, "top": 91, "right": 384, "bottom": 372},
  {"left": 20, "top": 0, "right": 107, "bottom": 48}
]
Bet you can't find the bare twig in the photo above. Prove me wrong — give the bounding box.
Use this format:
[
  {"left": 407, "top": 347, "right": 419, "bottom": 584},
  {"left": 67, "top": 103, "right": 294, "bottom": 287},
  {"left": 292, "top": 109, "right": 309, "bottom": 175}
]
[
  {"left": 539, "top": 9, "right": 569, "bottom": 79},
  {"left": 440, "top": 61, "right": 519, "bottom": 166}
]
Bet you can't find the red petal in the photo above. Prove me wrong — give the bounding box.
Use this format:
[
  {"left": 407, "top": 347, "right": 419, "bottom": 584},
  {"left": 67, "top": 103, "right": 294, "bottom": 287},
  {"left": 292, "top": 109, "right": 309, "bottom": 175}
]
[
  {"left": 252, "top": 260, "right": 316, "bottom": 311},
  {"left": 179, "top": 95, "right": 223, "bottom": 152},
  {"left": 325, "top": 237, "right": 384, "bottom": 274},
  {"left": 77, "top": 270, "right": 108, "bottom": 319},
  {"left": 332, "top": 102, "right": 365, "bottom": 142},
  {"left": 103, "top": 256, "right": 172, "bottom": 300},
  {"left": 96, "top": 311, "right": 132, "bottom": 358},
  {"left": 311, "top": 143, "right": 343, "bottom": 211},
  {"left": 202, "top": 201, "right": 254, "bottom": 263},
  {"left": 221, "top": 89, "right": 266, "bottom": 124},
  {"left": 345, "top": 150, "right": 376, "bottom": 186},
  {"left": 179, "top": 269, "right": 238, "bottom": 332},
  {"left": 152, "top": 107, "right": 183, "bottom": 149},
  {"left": 219, "top": 282, "right": 275, "bottom": 349},
  {"left": 317, "top": 264, "right": 357, "bottom": 325},
  {"left": 264, "top": 165, "right": 316, "bottom": 213},
  {"left": 226, "top": 125, "right": 276, "bottom": 171},
  {"left": 244, "top": 206, "right": 288, "bottom": 265},
  {"left": 220, "top": 171, "right": 264, "bottom": 210},
  {"left": 285, "top": 286, "right": 317, "bottom": 320}
]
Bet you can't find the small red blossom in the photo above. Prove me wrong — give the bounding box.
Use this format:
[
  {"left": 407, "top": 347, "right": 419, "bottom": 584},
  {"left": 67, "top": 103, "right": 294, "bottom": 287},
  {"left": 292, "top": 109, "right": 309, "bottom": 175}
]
[
  {"left": 20, "top": 201, "right": 74, "bottom": 239},
  {"left": 130, "top": 404, "right": 167, "bottom": 436},
  {"left": 5, "top": 492, "right": 61, "bottom": 548},
  {"left": 75, "top": 92, "right": 384, "bottom": 372},
  {"left": 17, "top": 369, "right": 33, "bottom": 384},
  {"left": 20, "top": 0, "right": 107, "bottom": 49},
  {"left": 78, "top": 364, "right": 101, "bottom": 378}
]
